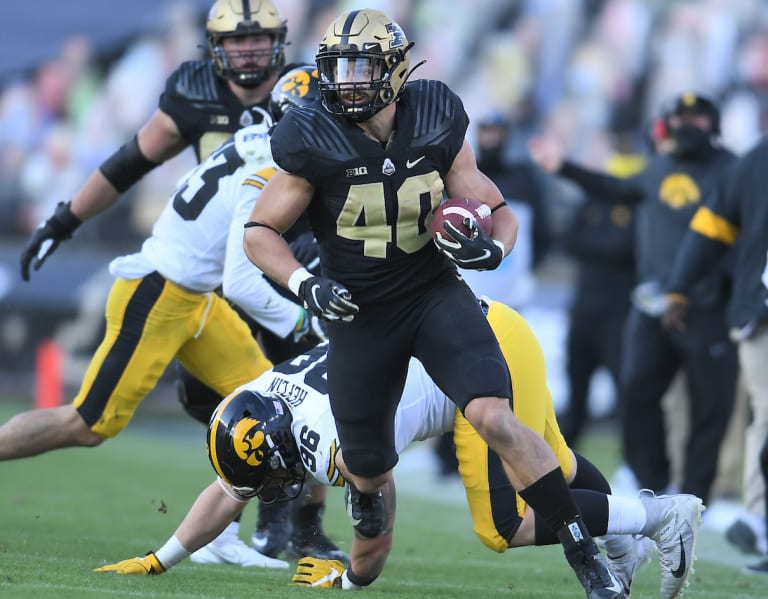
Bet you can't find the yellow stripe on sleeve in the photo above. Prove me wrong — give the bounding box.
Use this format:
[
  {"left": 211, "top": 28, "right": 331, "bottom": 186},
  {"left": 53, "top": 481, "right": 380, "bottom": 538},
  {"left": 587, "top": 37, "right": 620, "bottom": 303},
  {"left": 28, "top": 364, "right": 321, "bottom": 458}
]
[{"left": 689, "top": 206, "right": 738, "bottom": 245}]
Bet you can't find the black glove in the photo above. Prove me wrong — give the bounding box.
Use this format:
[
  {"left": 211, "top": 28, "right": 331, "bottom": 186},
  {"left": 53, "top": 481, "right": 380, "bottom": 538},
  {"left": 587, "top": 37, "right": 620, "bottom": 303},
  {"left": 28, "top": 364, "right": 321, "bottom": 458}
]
[
  {"left": 20, "top": 201, "right": 81, "bottom": 281},
  {"left": 433, "top": 217, "right": 504, "bottom": 270},
  {"left": 288, "top": 231, "right": 319, "bottom": 273},
  {"left": 298, "top": 277, "right": 359, "bottom": 322}
]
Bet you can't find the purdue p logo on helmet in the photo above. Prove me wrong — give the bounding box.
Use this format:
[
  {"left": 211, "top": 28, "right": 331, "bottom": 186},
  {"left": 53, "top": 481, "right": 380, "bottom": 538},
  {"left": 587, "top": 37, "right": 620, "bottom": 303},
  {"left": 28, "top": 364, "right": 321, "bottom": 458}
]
[{"left": 207, "top": 390, "right": 304, "bottom": 501}]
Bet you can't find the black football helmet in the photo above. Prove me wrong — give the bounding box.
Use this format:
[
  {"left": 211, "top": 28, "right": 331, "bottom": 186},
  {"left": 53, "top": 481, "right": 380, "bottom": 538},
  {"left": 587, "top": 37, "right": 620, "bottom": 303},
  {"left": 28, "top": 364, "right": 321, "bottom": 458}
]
[
  {"left": 315, "top": 8, "right": 418, "bottom": 122},
  {"left": 207, "top": 390, "right": 304, "bottom": 502},
  {"left": 269, "top": 64, "right": 321, "bottom": 122},
  {"left": 206, "top": 0, "right": 287, "bottom": 88}
]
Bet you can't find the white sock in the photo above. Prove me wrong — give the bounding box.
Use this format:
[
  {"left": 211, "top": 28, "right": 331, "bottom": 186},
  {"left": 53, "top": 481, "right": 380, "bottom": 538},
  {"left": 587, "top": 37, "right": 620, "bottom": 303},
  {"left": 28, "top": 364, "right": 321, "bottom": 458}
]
[{"left": 606, "top": 495, "right": 648, "bottom": 535}]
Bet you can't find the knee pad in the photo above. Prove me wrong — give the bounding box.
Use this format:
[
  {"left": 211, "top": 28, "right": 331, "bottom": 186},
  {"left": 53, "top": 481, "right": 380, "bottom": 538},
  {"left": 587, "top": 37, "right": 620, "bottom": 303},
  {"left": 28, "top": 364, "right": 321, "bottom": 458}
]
[
  {"left": 344, "top": 483, "right": 387, "bottom": 539},
  {"left": 463, "top": 355, "right": 511, "bottom": 406},
  {"left": 176, "top": 368, "right": 223, "bottom": 425},
  {"left": 339, "top": 447, "right": 398, "bottom": 479}
]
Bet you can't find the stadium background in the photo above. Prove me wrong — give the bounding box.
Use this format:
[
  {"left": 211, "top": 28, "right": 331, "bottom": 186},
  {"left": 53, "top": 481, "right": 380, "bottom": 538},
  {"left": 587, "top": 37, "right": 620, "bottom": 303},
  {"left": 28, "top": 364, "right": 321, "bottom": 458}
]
[{"left": 0, "top": 0, "right": 766, "bottom": 508}]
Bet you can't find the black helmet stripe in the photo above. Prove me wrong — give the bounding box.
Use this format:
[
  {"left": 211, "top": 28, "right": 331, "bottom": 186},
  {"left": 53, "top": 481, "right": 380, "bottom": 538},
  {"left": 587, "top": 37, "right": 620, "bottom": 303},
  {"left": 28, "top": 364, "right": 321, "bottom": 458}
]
[
  {"left": 340, "top": 9, "right": 361, "bottom": 44},
  {"left": 242, "top": 0, "right": 252, "bottom": 19}
]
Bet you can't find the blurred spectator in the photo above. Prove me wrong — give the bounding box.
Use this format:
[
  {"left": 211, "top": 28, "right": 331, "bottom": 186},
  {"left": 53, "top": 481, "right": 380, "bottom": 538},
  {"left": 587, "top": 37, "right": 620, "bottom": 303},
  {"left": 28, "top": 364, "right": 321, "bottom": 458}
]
[
  {"left": 663, "top": 136, "right": 768, "bottom": 557},
  {"left": 529, "top": 93, "right": 739, "bottom": 506},
  {"left": 557, "top": 131, "right": 643, "bottom": 447}
]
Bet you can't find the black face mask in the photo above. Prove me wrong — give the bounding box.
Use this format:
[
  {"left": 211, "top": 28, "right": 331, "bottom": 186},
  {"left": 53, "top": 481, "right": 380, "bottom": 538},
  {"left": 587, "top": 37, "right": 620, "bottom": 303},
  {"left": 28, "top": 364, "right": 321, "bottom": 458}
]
[{"left": 670, "top": 124, "right": 712, "bottom": 158}]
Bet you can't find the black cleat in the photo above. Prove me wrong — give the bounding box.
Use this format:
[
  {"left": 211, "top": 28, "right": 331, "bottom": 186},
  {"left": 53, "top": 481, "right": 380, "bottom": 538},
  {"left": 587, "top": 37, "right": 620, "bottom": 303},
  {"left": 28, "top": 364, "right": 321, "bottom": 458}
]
[
  {"left": 286, "top": 528, "right": 349, "bottom": 566},
  {"left": 743, "top": 559, "right": 768, "bottom": 575},
  {"left": 574, "top": 552, "right": 626, "bottom": 599},
  {"left": 251, "top": 499, "right": 293, "bottom": 558}
]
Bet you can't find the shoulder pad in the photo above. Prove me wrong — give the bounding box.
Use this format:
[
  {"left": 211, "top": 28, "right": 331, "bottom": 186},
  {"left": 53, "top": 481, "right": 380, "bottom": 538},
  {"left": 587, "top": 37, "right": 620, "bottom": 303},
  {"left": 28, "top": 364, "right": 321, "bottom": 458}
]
[
  {"left": 280, "top": 105, "right": 358, "bottom": 163},
  {"left": 406, "top": 79, "right": 468, "bottom": 145},
  {"left": 168, "top": 60, "right": 221, "bottom": 102}
]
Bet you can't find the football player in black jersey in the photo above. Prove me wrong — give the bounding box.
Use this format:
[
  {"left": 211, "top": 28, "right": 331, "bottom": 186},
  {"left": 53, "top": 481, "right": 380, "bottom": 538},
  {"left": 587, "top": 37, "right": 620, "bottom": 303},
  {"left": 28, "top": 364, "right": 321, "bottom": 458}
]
[
  {"left": 17, "top": 0, "right": 342, "bottom": 567},
  {"left": 243, "top": 8, "right": 625, "bottom": 599}
]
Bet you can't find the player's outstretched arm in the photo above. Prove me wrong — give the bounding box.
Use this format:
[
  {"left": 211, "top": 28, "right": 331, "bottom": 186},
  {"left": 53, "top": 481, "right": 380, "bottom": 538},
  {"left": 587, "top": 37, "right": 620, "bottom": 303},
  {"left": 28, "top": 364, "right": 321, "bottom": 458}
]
[{"left": 94, "top": 480, "right": 287, "bottom": 574}]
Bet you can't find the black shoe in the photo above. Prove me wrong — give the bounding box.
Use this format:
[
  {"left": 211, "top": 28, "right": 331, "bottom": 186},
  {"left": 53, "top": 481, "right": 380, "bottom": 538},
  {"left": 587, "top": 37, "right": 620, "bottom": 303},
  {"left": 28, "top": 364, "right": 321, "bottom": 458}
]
[
  {"left": 287, "top": 501, "right": 349, "bottom": 565},
  {"left": 726, "top": 519, "right": 759, "bottom": 555},
  {"left": 743, "top": 559, "right": 768, "bottom": 575},
  {"left": 251, "top": 499, "right": 293, "bottom": 558},
  {"left": 286, "top": 528, "right": 350, "bottom": 565},
  {"left": 572, "top": 550, "right": 626, "bottom": 599}
]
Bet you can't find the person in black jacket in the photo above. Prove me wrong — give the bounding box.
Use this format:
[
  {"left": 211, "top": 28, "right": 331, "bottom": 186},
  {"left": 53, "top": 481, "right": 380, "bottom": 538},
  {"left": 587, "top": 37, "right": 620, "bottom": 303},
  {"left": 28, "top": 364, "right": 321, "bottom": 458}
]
[
  {"left": 529, "top": 93, "right": 738, "bottom": 506},
  {"left": 663, "top": 137, "right": 768, "bottom": 562},
  {"left": 557, "top": 137, "right": 643, "bottom": 447}
]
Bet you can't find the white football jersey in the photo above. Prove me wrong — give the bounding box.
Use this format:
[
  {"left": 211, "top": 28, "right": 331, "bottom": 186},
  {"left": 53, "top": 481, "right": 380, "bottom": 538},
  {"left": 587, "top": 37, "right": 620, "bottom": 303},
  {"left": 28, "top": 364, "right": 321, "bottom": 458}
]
[
  {"left": 236, "top": 344, "right": 456, "bottom": 487},
  {"left": 109, "top": 124, "right": 301, "bottom": 338}
]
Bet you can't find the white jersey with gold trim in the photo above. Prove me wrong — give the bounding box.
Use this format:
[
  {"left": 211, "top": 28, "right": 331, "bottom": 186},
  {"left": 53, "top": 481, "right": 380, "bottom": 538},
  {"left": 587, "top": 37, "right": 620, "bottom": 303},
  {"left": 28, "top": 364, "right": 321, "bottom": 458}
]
[
  {"left": 109, "top": 124, "right": 301, "bottom": 338},
  {"left": 235, "top": 343, "right": 456, "bottom": 487}
]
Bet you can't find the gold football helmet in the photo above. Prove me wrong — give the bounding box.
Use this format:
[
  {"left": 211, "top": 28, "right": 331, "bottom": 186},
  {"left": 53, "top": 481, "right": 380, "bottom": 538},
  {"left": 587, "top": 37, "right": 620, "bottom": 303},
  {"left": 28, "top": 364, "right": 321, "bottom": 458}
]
[
  {"left": 207, "top": 389, "right": 304, "bottom": 502},
  {"left": 206, "top": 0, "right": 287, "bottom": 87},
  {"left": 315, "top": 8, "right": 416, "bottom": 121}
]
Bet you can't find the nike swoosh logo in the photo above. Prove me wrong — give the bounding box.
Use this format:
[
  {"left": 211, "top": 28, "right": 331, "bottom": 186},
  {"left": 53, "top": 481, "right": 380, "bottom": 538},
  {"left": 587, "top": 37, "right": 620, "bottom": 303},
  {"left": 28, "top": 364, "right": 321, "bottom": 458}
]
[
  {"left": 406, "top": 156, "right": 425, "bottom": 168},
  {"left": 461, "top": 249, "right": 492, "bottom": 263},
  {"left": 251, "top": 536, "right": 268, "bottom": 550},
  {"left": 671, "top": 534, "right": 687, "bottom": 578}
]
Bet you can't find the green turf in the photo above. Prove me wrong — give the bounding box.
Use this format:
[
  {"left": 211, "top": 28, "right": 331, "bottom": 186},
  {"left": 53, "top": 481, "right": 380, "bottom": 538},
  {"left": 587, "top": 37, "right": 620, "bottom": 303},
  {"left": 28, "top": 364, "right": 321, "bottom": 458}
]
[{"left": 0, "top": 399, "right": 765, "bottom": 598}]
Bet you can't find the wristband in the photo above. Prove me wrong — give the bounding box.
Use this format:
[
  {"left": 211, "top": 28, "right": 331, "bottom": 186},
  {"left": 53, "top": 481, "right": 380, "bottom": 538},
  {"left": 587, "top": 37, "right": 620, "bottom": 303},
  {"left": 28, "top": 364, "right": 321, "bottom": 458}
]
[
  {"left": 340, "top": 569, "right": 363, "bottom": 590},
  {"left": 288, "top": 267, "right": 313, "bottom": 297},
  {"left": 153, "top": 535, "right": 189, "bottom": 570}
]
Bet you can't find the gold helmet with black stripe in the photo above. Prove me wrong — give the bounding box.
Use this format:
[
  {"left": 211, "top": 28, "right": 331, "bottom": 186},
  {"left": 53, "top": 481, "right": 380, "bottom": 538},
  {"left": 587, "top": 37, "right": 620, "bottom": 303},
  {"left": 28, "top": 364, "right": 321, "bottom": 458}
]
[
  {"left": 206, "top": 0, "right": 287, "bottom": 87},
  {"left": 315, "top": 8, "right": 418, "bottom": 121},
  {"left": 207, "top": 389, "right": 304, "bottom": 502}
]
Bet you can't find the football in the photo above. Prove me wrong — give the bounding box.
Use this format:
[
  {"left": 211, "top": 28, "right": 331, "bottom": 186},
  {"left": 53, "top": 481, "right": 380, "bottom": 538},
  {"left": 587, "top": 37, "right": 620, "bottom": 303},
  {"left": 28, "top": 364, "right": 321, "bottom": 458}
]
[{"left": 431, "top": 197, "right": 493, "bottom": 242}]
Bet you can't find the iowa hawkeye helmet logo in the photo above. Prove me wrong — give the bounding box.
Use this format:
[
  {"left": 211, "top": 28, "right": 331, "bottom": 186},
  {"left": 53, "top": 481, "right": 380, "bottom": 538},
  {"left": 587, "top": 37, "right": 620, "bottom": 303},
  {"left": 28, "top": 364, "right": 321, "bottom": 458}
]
[{"left": 233, "top": 417, "right": 267, "bottom": 466}]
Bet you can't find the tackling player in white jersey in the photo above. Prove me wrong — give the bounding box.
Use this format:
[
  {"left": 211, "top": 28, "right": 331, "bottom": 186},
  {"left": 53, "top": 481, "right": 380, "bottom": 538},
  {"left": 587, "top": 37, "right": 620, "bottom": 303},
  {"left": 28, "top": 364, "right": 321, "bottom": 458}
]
[
  {"left": 96, "top": 300, "right": 704, "bottom": 599},
  {"left": 0, "top": 68, "right": 330, "bottom": 569}
]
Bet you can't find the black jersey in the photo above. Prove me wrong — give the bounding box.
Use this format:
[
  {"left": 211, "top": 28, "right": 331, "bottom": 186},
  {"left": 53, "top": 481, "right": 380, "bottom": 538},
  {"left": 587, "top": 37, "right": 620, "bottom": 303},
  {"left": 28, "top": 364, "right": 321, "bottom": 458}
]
[
  {"left": 560, "top": 147, "right": 735, "bottom": 306},
  {"left": 160, "top": 60, "right": 292, "bottom": 162},
  {"left": 668, "top": 138, "right": 768, "bottom": 328},
  {"left": 270, "top": 79, "right": 468, "bottom": 305}
]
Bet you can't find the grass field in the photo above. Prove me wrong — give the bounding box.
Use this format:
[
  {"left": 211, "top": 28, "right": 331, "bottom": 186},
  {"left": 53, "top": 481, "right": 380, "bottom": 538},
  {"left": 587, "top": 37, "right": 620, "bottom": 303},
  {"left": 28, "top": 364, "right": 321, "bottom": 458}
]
[{"left": 0, "top": 398, "right": 766, "bottom": 599}]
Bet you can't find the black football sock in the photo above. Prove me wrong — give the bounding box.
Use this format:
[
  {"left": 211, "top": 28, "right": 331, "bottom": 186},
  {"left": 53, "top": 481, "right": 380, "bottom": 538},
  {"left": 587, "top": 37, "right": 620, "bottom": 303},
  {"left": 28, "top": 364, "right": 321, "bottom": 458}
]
[
  {"left": 519, "top": 468, "right": 603, "bottom": 569},
  {"left": 533, "top": 489, "right": 609, "bottom": 544}
]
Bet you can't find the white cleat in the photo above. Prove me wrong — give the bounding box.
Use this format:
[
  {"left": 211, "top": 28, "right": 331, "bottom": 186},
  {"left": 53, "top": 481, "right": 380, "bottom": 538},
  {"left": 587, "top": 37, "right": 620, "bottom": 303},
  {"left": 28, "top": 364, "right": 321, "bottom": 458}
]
[
  {"left": 190, "top": 523, "right": 289, "bottom": 569},
  {"left": 640, "top": 489, "right": 705, "bottom": 599},
  {"left": 606, "top": 536, "right": 655, "bottom": 598}
]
